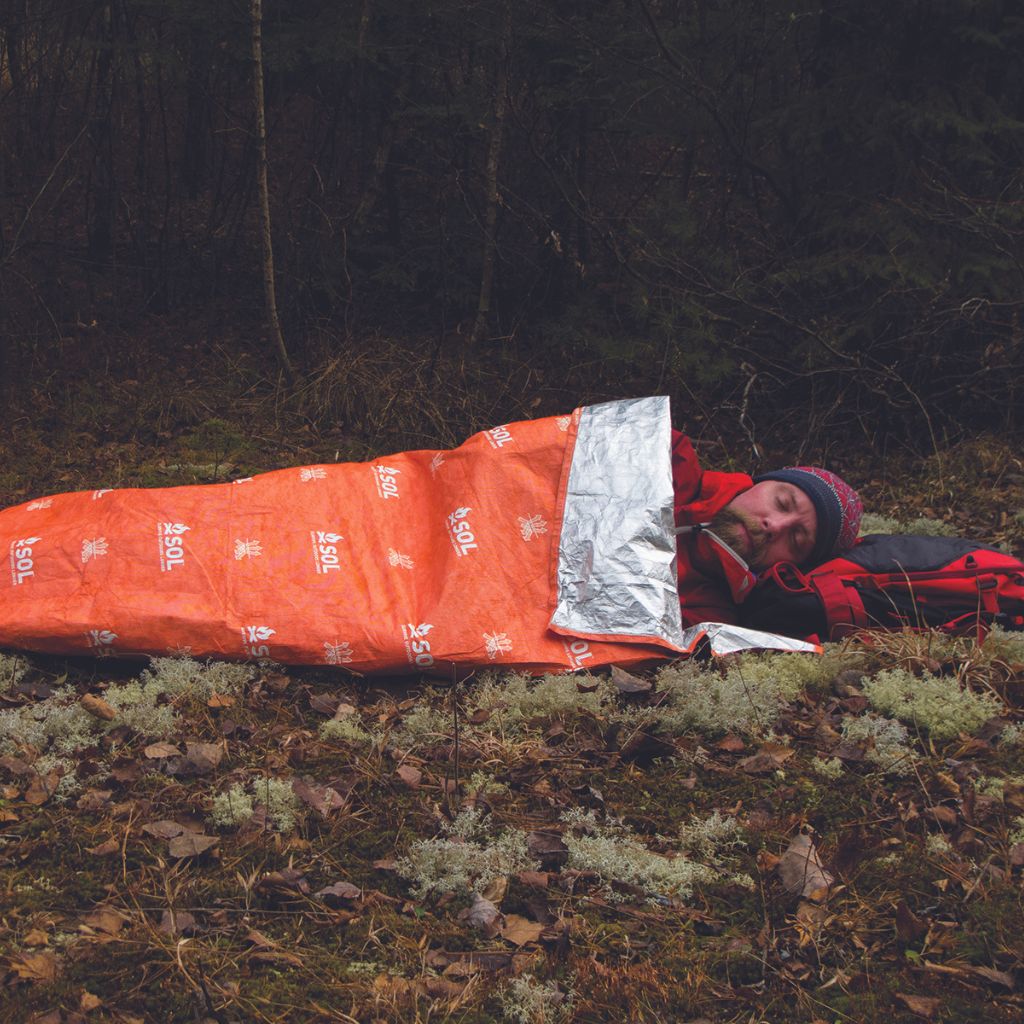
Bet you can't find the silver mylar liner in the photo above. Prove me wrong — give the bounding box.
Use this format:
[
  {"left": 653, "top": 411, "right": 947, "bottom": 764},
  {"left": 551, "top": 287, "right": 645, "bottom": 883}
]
[{"left": 550, "top": 396, "right": 685, "bottom": 649}]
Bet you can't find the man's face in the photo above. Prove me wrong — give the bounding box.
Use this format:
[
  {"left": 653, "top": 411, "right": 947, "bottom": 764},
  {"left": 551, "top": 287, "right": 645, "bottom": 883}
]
[{"left": 711, "top": 481, "right": 818, "bottom": 570}]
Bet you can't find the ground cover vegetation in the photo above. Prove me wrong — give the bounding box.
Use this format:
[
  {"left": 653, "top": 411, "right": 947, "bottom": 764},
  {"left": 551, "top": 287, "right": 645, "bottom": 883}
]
[{"left": 4, "top": 1, "right": 1024, "bottom": 1021}]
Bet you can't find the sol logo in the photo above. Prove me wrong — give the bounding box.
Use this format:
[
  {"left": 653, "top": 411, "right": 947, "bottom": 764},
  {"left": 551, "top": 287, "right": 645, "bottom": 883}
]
[
  {"left": 372, "top": 464, "right": 401, "bottom": 499},
  {"left": 9, "top": 536, "right": 41, "bottom": 585},
  {"left": 485, "top": 425, "right": 514, "bottom": 449},
  {"left": 310, "top": 530, "right": 344, "bottom": 573},
  {"left": 563, "top": 639, "right": 594, "bottom": 670},
  {"left": 86, "top": 629, "right": 117, "bottom": 650},
  {"left": 445, "top": 507, "right": 479, "bottom": 557},
  {"left": 401, "top": 621, "right": 435, "bottom": 668},
  {"left": 158, "top": 523, "right": 190, "bottom": 572},
  {"left": 240, "top": 624, "right": 275, "bottom": 659}
]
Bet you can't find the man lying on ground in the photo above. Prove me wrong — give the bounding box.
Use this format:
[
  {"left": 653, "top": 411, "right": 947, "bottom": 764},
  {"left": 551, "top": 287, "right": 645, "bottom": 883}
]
[
  {"left": 670, "top": 431, "right": 862, "bottom": 626},
  {"left": 0, "top": 399, "right": 861, "bottom": 672}
]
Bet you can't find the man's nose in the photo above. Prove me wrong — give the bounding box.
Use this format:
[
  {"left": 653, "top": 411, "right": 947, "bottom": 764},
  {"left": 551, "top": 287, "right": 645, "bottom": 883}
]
[{"left": 763, "top": 510, "right": 794, "bottom": 537}]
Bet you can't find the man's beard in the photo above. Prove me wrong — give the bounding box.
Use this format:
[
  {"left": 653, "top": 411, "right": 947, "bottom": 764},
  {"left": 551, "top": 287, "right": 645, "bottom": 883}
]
[{"left": 709, "top": 507, "right": 768, "bottom": 569}]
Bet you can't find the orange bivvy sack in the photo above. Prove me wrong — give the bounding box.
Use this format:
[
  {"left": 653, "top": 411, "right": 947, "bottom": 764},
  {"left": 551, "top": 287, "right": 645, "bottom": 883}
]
[{"left": 0, "top": 397, "right": 698, "bottom": 674}]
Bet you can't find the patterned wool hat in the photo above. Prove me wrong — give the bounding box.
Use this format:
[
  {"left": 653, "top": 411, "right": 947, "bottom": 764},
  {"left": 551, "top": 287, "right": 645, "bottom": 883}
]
[{"left": 754, "top": 466, "right": 862, "bottom": 566}]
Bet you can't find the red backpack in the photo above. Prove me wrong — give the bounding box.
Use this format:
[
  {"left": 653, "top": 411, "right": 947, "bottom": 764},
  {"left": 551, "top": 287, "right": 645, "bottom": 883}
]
[{"left": 739, "top": 535, "right": 1024, "bottom": 643}]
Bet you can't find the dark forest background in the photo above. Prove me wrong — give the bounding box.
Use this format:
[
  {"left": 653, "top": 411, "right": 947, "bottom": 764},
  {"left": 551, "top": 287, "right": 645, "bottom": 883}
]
[{"left": 1, "top": 0, "right": 1023, "bottom": 469}]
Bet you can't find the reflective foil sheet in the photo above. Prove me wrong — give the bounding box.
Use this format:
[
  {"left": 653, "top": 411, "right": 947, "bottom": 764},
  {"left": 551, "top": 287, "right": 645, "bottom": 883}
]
[
  {"left": 550, "top": 396, "right": 685, "bottom": 649},
  {"left": 680, "top": 622, "right": 820, "bottom": 656}
]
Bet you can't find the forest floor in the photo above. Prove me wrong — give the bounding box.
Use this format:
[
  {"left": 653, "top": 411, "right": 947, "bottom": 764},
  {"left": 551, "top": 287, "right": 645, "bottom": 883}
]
[{"left": 2, "top": 339, "right": 1024, "bottom": 1024}]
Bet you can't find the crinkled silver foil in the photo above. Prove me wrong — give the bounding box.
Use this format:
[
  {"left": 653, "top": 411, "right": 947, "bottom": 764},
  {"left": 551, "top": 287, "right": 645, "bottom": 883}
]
[
  {"left": 680, "top": 622, "right": 819, "bottom": 656},
  {"left": 550, "top": 396, "right": 685, "bottom": 648}
]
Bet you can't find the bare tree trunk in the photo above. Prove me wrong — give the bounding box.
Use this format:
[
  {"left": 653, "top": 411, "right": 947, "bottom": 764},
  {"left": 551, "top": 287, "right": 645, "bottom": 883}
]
[
  {"left": 250, "top": 0, "right": 294, "bottom": 383},
  {"left": 470, "top": 2, "right": 511, "bottom": 346}
]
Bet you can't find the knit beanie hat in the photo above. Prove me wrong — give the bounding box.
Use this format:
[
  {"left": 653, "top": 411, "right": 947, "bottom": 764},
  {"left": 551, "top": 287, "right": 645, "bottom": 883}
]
[{"left": 753, "top": 467, "right": 862, "bottom": 566}]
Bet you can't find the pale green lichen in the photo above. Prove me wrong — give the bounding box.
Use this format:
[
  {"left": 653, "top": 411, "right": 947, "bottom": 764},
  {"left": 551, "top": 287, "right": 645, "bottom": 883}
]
[
  {"left": 0, "top": 653, "right": 28, "bottom": 692},
  {"left": 999, "top": 722, "right": 1024, "bottom": 746},
  {"left": 394, "top": 700, "right": 452, "bottom": 742},
  {"left": 864, "top": 668, "right": 1002, "bottom": 740},
  {"left": 1009, "top": 816, "right": 1024, "bottom": 846},
  {"left": 925, "top": 834, "right": 955, "bottom": 857},
  {"left": 0, "top": 693, "right": 101, "bottom": 757},
  {"left": 651, "top": 654, "right": 810, "bottom": 738},
  {"left": 396, "top": 807, "right": 534, "bottom": 899},
  {"left": 677, "top": 810, "right": 744, "bottom": 860},
  {"left": 560, "top": 809, "right": 737, "bottom": 902},
  {"left": 210, "top": 776, "right": 301, "bottom": 832},
  {"left": 986, "top": 625, "right": 1024, "bottom": 664},
  {"left": 319, "top": 714, "right": 377, "bottom": 747},
  {"left": 841, "top": 715, "right": 917, "bottom": 775},
  {"left": 104, "top": 657, "right": 256, "bottom": 740},
  {"left": 471, "top": 672, "right": 612, "bottom": 733},
  {"left": 501, "top": 975, "right": 571, "bottom": 1024},
  {"left": 811, "top": 756, "right": 845, "bottom": 780}
]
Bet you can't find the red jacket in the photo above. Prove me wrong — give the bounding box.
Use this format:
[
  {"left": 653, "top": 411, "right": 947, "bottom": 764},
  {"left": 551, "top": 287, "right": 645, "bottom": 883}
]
[{"left": 671, "top": 431, "right": 754, "bottom": 626}]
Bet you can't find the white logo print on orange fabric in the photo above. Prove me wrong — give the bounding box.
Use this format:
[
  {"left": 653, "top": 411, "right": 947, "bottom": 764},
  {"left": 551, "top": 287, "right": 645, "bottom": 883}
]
[
  {"left": 234, "top": 539, "right": 262, "bottom": 560},
  {"left": 300, "top": 467, "right": 327, "bottom": 482},
  {"left": 323, "top": 640, "right": 354, "bottom": 665},
  {"left": 9, "top": 537, "right": 41, "bottom": 585},
  {"left": 483, "top": 632, "right": 513, "bottom": 660},
  {"left": 27, "top": 499, "right": 53, "bottom": 511},
  {"left": 232, "top": 477, "right": 253, "bottom": 485},
  {"left": 556, "top": 416, "right": 571, "bottom": 432},
  {"left": 86, "top": 629, "right": 117, "bottom": 650},
  {"left": 310, "top": 530, "right": 344, "bottom": 573},
  {"left": 82, "top": 538, "right": 108, "bottom": 564},
  {"left": 446, "top": 507, "right": 479, "bottom": 556},
  {"left": 429, "top": 452, "right": 446, "bottom": 476},
  {"left": 517, "top": 514, "right": 548, "bottom": 541},
  {"left": 158, "top": 523, "right": 190, "bottom": 572},
  {"left": 372, "top": 464, "right": 401, "bottom": 499},
  {"left": 241, "top": 625, "right": 275, "bottom": 659},
  {"left": 401, "top": 622, "right": 435, "bottom": 668},
  {"left": 92, "top": 489, "right": 112, "bottom": 500},
  {"left": 485, "top": 425, "right": 514, "bottom": 449},
  {"left": 387, "top": 548, "right": 414, "bottom": 569},
  {"left": 562, "top": 639, "right": 594, "bottom": 671}
]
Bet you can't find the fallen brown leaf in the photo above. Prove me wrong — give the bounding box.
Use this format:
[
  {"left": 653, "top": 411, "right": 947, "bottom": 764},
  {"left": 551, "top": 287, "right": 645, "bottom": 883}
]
[
  {"left": 739, "top": 743, "right": 794, "bottom": 774},
  {"left": 501, "top": 914, "right": 544, "bottom": 947},
  {"left": 9, "top": 950, "right": 59, "bottom": 983},
  {"left": 893, "top": 993, "right": 940, "bottom": 1018},
  {"left": 609, "top": 665, "right": 652, "bottom": 695},
  {"left": 81, "top": 907, "right": 125, "bottom": 935},
  {"left": 527, "top": 830, "right": 569, "bottom": 869},
  {"left": 24, "top": 771, "right": 60, "bottom": 806},
  {"left": 184, "top": 742, "right": 222, "bottom": 774},
  {"left": 458, "top": 892, "right": 502, "bottom": 938},
  {"left": 141, "top": 820, "right": 186, "bottom": 840},
  {"left": 395, "top": 764, "right": 422, "bottom": 789},
  {"left": 143, "top": 742, "right": 180, "bottom": 759},
  {"left": 86, "top": 837, "right": 120, "bottom": 856},
  {"left": 292, "top": 778, "right": 347, "bottom": 817},
  {"left": 80, "top": 990, "right": 102, "bottom": 1012},
  {"left": 80, "top": 694, "right": 116, "bottom": 721},
  {"left": 167, "top": 833, "right": 218, "bottom": 859},
  {"left": 777, "top": 834, "right": 833, "bottom": 901},
  {"left": 158, "top": 909, "right": 199, "bottom": 936},
  {"left": 315, "top": 881, "right": 362, "bottom": 905}
]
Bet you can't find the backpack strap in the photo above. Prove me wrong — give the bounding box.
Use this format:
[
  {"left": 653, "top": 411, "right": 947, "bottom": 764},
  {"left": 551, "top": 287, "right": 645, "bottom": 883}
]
[{"left": 810, "top": 572, "right": 867, "bottom": 638}]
